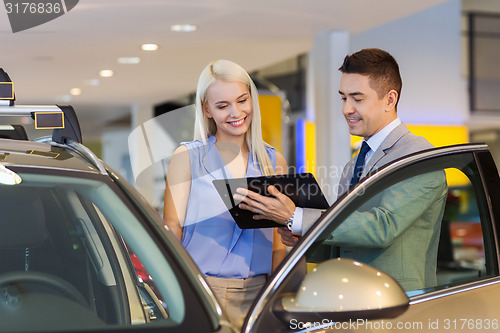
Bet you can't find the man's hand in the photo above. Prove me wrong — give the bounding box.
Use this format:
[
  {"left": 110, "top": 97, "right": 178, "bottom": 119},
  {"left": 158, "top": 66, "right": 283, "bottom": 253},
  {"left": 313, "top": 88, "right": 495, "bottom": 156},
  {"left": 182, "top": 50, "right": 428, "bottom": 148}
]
[
  {"left": 234, "top": 185, "right": 295, "bottom": 224},
  {"left": 277, "top": 227, "right": 300, "bottom": 246}
]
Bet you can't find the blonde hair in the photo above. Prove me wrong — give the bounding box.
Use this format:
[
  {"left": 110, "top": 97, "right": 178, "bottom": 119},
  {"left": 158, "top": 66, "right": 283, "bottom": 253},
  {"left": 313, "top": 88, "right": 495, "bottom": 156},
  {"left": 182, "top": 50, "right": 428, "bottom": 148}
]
[{"left": 193, "top": 59, "right": 274, "bottom": 176}]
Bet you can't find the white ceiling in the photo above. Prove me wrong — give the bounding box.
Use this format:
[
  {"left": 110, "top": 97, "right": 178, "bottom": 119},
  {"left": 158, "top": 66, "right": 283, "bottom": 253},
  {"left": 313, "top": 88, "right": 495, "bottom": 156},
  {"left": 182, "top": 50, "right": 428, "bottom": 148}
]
[{"left": 0, "top": 0, "right": 450, "bottom": 139}]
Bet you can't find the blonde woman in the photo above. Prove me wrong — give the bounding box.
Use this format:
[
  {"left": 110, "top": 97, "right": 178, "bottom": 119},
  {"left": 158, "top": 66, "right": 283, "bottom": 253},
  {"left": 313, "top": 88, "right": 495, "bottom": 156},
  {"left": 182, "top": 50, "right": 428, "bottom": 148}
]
[{"left": 163, "top": 59, "right": 287, "bottom": 328}]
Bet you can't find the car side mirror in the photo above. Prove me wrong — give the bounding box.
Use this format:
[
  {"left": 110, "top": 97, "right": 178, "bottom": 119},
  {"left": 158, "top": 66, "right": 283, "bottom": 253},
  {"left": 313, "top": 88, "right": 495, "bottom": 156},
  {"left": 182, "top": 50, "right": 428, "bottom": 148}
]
[{"left": 274, "top": 258, "right": 409, "bottom": 325}]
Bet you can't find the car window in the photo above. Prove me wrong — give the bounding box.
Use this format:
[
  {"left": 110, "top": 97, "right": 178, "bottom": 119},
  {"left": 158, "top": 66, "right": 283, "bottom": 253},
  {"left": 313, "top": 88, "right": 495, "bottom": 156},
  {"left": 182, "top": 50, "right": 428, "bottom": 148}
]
[
  {"left": 0, "top": 169, "right": 214, "bottom": 332},
  {"left": 306, "top": 152, "right": 497, "bottom": 296},
  {"left": 433, "top": 174, "right": 490, "bottom": 294},
  {"left": 306, "top": 169, "right": 448, "bottom": 292}
]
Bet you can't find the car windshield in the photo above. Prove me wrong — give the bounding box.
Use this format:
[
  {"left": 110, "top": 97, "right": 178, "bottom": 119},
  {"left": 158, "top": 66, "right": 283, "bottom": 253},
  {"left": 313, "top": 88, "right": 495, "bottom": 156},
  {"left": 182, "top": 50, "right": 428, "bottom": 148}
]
[{"left": 0, "top": 168, "right": 184, "bottom": 332}]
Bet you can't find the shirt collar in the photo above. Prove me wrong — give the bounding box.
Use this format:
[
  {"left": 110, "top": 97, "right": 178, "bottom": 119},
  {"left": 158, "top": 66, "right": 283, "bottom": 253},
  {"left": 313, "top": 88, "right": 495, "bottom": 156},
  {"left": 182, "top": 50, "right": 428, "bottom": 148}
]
[{"left": 365, "top": 118, "right": 401, "bottom": 152}]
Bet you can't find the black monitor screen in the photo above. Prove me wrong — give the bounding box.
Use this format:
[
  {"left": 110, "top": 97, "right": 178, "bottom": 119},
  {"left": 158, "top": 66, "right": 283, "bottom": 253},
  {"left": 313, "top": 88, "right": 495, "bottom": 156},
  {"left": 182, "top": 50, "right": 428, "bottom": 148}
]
[
  {"left": 34, "top": 112, "right": 64, "bottom": 129},
  {"left": 0, "top": 82, "right": 14, "bottom": 100}
]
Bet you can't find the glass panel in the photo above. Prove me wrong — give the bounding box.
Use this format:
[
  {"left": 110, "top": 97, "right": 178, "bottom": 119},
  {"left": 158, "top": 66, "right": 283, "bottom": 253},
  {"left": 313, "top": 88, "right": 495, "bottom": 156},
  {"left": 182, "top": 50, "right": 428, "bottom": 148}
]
[
  {"left": 304, "top": 153, "right": 496, "bottom": 296},
  {"left": 0, "top": 171, "right": 184, "bottom": 332},
  {"left": 436, "top": 175, "right": 487, "bottom": 287},
  {"left": 306, "top": 169, "right": 448, "bottom": 292},
  {"left": 126, "top": 246, "right": 169, "bottom": 318}
]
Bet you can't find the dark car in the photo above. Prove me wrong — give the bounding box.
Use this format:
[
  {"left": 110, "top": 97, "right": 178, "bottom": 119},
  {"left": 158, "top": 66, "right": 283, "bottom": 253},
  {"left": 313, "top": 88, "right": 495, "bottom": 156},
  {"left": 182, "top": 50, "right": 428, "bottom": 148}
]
[
  {"left": 1, "top": 102, "right": 500, "bottom": 333},
  {"left": 0, "top": 104, "right": 235, "bottom": 332}
]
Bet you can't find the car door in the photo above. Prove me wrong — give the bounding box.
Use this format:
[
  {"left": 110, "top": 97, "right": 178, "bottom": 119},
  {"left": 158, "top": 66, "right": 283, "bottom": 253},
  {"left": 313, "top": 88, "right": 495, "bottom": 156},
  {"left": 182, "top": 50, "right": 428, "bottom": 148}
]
[{"left": 243, "top": 143, "right": 500, "bottom": 332}]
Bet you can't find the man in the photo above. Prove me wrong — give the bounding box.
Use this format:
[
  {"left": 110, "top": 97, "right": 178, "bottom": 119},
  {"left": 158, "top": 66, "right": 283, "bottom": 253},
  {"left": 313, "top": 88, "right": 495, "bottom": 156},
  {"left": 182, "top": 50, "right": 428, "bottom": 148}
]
[{"left": 234, "top": 48, "right": 447, "bottom": 291}]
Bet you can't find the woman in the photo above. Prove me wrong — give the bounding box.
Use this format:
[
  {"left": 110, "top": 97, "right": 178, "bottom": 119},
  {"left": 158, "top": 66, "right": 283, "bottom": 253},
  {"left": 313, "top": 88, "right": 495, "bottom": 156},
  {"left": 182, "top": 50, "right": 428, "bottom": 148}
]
[{"left": 163, "top": 59, "right": 287, "bottom": 328}]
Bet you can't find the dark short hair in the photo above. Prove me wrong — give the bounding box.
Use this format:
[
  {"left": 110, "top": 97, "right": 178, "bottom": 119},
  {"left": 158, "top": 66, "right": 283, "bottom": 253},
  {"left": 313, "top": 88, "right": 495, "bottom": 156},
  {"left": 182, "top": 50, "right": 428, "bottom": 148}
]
[{"left": 339, "top": 48, "right": 402, "bottom": 107}]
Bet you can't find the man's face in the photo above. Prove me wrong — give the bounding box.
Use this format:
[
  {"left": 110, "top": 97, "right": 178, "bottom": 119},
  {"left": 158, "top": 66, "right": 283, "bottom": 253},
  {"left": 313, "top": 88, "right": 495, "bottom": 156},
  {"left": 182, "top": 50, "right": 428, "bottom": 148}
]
[{"left": 339, "top": 73, "right": 396, "bottom": 139}]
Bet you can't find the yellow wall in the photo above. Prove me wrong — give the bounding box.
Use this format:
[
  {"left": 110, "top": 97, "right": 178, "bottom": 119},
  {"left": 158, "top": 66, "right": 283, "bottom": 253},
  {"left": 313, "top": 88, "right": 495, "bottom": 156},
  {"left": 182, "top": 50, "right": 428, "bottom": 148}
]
[
  {"left": 350, "top": 124, "right": 468, "bottom": 148},
  {"left": 259, "top": 95, "right": 283, "bottom": 152},
  {"left": 406, "top": 125, "right": 469, "bottom": 147},
  {"left": 305, "top": 121, "right": 316, "bottom": 176},
  {"left": 351, "top": 125, "right": 469, "bottom": 187}
]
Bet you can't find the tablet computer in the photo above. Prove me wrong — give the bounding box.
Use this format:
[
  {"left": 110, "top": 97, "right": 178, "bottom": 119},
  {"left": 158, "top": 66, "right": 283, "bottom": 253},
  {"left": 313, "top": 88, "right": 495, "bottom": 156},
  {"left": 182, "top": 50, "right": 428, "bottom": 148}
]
[{"left": 212, "top": 173, "right": 329, "bottom": 229}]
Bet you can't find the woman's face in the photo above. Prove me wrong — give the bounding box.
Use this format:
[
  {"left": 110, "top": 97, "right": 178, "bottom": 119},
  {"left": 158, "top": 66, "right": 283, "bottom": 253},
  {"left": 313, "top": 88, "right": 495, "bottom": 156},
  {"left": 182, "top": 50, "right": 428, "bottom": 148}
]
[{"left": 204, "top": 80, "right": 253, "bottom": 141}]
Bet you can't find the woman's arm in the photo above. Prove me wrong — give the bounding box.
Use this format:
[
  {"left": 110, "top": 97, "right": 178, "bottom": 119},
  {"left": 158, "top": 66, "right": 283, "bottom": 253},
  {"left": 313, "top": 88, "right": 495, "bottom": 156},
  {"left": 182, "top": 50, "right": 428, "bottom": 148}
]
[{"left": 163, "top": 145, "right": 191, "bottom": 241}]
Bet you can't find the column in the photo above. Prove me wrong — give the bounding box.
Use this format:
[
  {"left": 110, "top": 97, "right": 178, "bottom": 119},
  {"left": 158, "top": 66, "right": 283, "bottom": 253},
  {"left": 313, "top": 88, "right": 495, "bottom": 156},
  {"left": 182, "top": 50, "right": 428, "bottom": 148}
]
[
  {"left": 129, "top": 103, "right": 155, "bottom": 204},
  {"left": 307, "top": 30, "right": 351, "bottom": 202}
]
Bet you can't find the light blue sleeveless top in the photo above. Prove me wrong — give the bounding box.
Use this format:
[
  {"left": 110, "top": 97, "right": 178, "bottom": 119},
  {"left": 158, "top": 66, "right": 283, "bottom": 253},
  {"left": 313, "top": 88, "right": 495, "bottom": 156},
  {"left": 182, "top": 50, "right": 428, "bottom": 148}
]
[{"left": 181, "top": 135, "right": 276, "bottom": 278}]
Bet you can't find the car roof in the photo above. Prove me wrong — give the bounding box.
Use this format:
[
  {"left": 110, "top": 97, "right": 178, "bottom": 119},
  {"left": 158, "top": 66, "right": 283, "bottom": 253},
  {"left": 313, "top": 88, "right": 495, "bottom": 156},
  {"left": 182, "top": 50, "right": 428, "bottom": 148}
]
[{"left": 0, "top": 137, "right": 102, "bottom": 173}]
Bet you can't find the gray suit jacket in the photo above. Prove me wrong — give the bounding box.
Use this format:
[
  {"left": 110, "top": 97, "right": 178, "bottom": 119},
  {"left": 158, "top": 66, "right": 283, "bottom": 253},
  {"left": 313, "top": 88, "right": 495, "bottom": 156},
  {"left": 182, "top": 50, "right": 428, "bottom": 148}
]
[{"left": 302, "top": 123, "right": 447, "bottom": 291}]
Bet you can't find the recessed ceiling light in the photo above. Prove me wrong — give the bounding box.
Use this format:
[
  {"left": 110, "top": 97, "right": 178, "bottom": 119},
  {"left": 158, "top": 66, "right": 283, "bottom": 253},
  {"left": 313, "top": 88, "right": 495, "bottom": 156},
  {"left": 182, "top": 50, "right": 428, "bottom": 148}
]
[
  {"left": 70, "top": 88, "right": 81, "bottom": 96},
  {"left": 85, "top": 79, "right": 100, "bottom": 86},
  {"left": 99, "top": 70, "right": 114, "bottom": 78},
  {"left": 141, "top": 43, "right": 159, "bottom": 51},
  {"left": 56, "top": 95, "right": 72, "bottom": 103},
  {"left": 118, "top": 57, "right": 141, "bottom": 64},
  {"left": 170, "top": 24, "right": 197, "bottom": 32}
]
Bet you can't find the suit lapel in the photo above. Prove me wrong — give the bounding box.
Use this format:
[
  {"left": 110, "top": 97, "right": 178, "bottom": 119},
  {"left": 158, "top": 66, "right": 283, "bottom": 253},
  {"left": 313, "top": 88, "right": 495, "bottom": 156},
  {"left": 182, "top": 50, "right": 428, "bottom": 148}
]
[
  {"left": 339, "top": 158, "right": 355, "bottom": 194},
  {"left": 363, "top": 123, "right": 410, "bottom": 176},
  {"left": 337, "top": 124, "right": 410, "bottom": 198}
]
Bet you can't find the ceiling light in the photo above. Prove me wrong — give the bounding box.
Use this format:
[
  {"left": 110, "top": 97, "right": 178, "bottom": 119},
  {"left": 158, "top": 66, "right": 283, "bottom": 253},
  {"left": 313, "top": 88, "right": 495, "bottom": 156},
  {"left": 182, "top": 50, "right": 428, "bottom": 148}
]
[
  {"left": 141, "top": 43, "right": 159, "bottom": 51},
  {"left": 170, "top": 24, "right": 197, "bottom": 32},
  {"left": 85, "top": 79, "right": 100, "bottom": 86},
  {"left": 70, "top": 88, "right": 81, "bottom": 96},
  {"left": 99, "top": 70, "right": 114, "bottom": 78},
  {"left": 56, "top": 95, "right": 72, "bottom": 102},
  {"left": 118, "top": 57, "right": 141, "bottom": 64}
]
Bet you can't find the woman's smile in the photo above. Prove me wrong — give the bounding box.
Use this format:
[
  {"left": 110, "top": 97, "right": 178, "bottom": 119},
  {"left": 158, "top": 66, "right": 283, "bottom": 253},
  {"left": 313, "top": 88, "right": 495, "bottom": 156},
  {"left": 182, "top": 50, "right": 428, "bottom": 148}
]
[{"left": 228, "top": 117, "right": 246, "bottom": 127}]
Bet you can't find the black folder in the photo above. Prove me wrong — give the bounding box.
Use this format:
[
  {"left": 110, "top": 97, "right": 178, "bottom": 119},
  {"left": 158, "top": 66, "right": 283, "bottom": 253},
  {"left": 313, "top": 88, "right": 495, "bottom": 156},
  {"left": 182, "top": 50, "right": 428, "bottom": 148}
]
[{"left": 212, "top": 173, "right": 329, "bottom": 229}]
